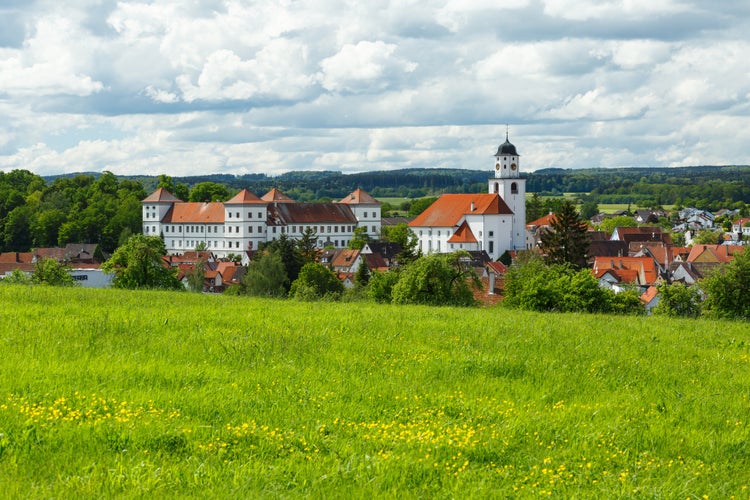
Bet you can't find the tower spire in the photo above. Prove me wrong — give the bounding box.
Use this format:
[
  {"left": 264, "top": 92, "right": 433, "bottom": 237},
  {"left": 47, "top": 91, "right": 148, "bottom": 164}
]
[{"left": 506, "top": 124, "right": 509, "bottom": 141}]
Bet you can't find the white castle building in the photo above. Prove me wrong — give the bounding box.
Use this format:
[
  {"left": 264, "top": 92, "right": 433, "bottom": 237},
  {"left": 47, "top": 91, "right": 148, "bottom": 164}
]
[
  {"left": 142, "top": 187, "right": 381, "bottom": 264},
  {"left": 409, "top": 133, "right": 527, "bottom": 260}
]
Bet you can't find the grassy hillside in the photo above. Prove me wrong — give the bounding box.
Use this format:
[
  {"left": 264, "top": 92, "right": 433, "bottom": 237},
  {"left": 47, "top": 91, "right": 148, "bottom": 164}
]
[{"left": 1, "top": 286, "right": 749, "bottom": 498}]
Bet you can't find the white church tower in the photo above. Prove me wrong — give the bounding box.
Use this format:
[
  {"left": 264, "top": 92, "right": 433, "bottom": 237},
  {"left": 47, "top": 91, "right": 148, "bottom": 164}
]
[{"left": 488, "top": 129, "right": 526, "bottom": 250}]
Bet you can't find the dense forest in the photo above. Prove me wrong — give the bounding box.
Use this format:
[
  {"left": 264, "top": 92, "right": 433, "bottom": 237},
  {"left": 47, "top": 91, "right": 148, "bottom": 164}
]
[
  {"left": 0, "top": 170, "right": 145, "bottom": 254},
  {"left": 2, "top": 164, "right": 748, "bottom": 253}
]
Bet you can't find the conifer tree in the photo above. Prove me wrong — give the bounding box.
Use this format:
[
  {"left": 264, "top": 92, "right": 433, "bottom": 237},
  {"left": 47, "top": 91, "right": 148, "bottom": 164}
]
[{"left": 539, "top": 200, "right": 590, "bottom": 269}]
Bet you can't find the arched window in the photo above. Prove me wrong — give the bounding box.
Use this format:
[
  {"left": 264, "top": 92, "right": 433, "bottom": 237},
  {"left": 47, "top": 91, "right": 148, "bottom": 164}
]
[
  {"left": 494, "top": 182, "right": 499, "bottom": 194},
  {"left": 511, "top": 182, "right": 518, "bottom": 194}
]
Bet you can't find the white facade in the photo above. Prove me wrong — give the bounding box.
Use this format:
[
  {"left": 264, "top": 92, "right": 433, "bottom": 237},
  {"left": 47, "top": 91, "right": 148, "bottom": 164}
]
[
  {"left": 142, "top": 188, "right": 380, "bottom": 264},
  {"left": 488, "top": 134, "right": 527, "bottom": 250},
  {"left": 410, "top": 135, "right": 527, "bottom": 260}
]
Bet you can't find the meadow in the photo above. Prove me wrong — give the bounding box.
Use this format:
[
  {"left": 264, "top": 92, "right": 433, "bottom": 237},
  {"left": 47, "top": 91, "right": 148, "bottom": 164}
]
[{"left": 1, "top": 285, "right": 749, "bottom": 498}]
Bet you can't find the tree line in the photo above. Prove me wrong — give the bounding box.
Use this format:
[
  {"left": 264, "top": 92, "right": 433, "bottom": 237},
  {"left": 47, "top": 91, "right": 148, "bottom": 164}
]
[
  {"left": 2, "top": 164, "right": 750, "bottom": 254},
  {"left": 156, "top": 165, "right": 750, "bottom": 209}
]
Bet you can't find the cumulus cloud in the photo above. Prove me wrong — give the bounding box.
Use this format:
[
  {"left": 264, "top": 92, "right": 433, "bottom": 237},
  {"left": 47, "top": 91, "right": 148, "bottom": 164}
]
[
  {"left": 318, "top": 41, "right": 417, "bottom": 94},
  {"left": 0, "top": 16, "right": 103, "bottom": 96}
]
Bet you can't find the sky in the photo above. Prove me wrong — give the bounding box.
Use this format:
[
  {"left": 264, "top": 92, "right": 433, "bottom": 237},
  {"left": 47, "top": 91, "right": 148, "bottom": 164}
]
[{"left": 1, "top": 0, "right": 749, "bottom": 178}]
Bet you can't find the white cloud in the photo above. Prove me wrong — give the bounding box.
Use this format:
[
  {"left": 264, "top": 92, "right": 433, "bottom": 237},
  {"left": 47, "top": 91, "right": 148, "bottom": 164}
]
[
  {"left": 1, "top": 0, "right": 749, "bottom": 176},
  {"left": 542, "top": 0, "right": 685, "bottom": 21},
  {"left": 547, "top": 87, "right": 654, "bottom": 120},
  {"left": 0, "top": 16, "right": 103, "bottom": 96},
  {"left": 319, "top": 40, "right": 417, "bottom": 94}
]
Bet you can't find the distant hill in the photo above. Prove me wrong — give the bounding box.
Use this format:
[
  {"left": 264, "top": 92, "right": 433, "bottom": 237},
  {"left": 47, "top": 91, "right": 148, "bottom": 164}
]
[{"left": 43, "top": 164, "right": 750, "bottom": 208}]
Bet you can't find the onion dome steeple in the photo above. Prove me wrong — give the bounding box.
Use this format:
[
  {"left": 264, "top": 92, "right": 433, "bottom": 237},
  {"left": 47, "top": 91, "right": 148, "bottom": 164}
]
[{"left": 495, "top": 129, "right": 519, "bottom": 156}]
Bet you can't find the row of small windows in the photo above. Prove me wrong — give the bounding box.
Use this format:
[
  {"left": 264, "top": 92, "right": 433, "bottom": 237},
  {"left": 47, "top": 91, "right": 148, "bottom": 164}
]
[
  {"left": 148, "top": 224, "right": 366, "bottom": 234},
  {"left": 172, "top": 240, "right": 242, "bottom": 249},
  {"left": 148, "top": 224, "right": 377, "bottom": 239},
  {"left": 227, "top": 211, "right": 265, "bottom": 219},
  {"left": 171, "top": 239, "right": 352, "bottom": 250}
]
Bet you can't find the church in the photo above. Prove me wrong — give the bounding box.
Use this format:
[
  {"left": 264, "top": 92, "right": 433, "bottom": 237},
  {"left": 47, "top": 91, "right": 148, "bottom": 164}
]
[{"left": 409, "top": 133, "right": 528, "bottom": 260}]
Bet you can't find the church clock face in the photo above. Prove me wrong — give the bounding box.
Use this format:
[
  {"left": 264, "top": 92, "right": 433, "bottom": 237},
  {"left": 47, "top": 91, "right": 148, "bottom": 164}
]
[
  {"left": 495, "top": 163, "right": 500, "bottom": 171},
  {"left": 511, "top": 163, "right": 517, "bottom": 171}
]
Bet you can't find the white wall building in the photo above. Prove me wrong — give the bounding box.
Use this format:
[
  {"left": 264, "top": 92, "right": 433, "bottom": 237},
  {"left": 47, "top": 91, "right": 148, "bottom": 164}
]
[
  {"left": 142, "top": 188, "right": 381, "bottom": 264},
  {"left": 409, "top": 134, "right": 527, "bottom": 260}
]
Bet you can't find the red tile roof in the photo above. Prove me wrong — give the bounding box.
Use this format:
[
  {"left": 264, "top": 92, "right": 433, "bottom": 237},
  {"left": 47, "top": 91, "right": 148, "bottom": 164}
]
[
  {"left": 687, "top": 244, "right": 744, "bottom": 263},
  {"left": 163, "top": 203, "right": 225, "bottom": 224},
  {"left": 485, "top": 261, "right": 508, "bottom": 275},
  {"left": 339, "top": 188, "right": 380, "bottom": 205},
  {"left": 363, "top": 253, "right": 388, "bottom": 271},
  {"left": 216, "top": 261, "right": 240, "bottom": 282},
  {"left": 640, "top": 285, "right": 659, "bottom": 305},
  {"left": 331, "top": 249, "right": 360, "bottom": 269},
  {"left": 261, "top": 188, "right": 295, "bottom": 202},
  {"left": 0, "top": 263, "right": 35, "bottom": 275},
  {"left": 527, "top": 213, "right": 557, "bottom": 227},
  {"left": 592, "top": 256, "right": 659, "bottom": 285},
  {"left": 0, "top": 252, "right": 33, "bottom": 263},
  {"left": 409, "top": 194, "right": 513, "bottom": 228},
  {"left": 447, "top": 221, "right": 477, "bottom": 243},
  {"left": 226, "top": 189, "right": 263, "bottom": 204},
  {"left": 143, "top": 188, "right": 181, "bottom": 203}
]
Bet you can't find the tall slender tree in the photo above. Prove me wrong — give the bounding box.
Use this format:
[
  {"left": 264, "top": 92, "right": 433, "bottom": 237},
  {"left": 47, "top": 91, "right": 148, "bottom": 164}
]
[{"left": 539, "top": 200, "right": 590, "bottom": 269}]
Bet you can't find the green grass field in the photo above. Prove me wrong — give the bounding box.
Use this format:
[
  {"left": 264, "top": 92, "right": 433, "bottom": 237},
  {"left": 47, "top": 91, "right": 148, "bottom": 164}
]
[{"left": 1, "top": 285, "right": 749, "bottom": 498}]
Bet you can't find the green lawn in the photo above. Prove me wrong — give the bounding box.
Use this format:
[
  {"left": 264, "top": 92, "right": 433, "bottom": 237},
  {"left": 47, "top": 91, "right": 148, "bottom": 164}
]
[{"left": 1, "top": 285, "right": 748, "bottom": 497}]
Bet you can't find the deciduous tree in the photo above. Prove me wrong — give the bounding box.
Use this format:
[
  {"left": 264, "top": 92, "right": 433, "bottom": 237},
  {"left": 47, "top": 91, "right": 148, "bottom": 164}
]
[
  {"left": 391, "top": 251, "right": 480, "bottom": 307},
  {"left": 701, "top": 248, "right": 750, "bottom": 320},
  {"left": 31, "top": 258, "right": 76, "bottom": 287},
  {"left": 243, "top": 251, "right": 288, "bottom": 297},
  {"left": 653, "top": 282, "right": 702, "bottom": 318},
  {"left": 347, "top": 226, "right": 370, "bottom": 250},
  {"left": 289, "top": 262, "right": 343, "bottom": 300},
  {"left": 103, "top": 235, "right": 182, "bottom": 290}
]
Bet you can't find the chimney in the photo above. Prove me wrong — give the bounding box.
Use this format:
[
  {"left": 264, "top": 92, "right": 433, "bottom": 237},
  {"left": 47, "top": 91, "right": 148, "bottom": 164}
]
[{"left": 470, "top": 202, "right": 475, "bottom": 212}]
